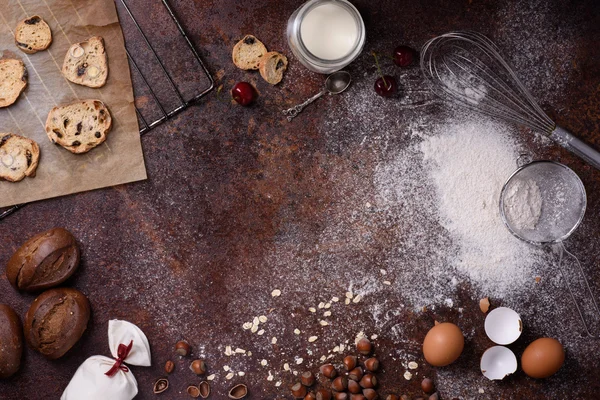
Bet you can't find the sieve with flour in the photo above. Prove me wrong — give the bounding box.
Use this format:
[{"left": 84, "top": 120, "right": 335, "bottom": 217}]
[{"left": 499, "top": 160, "right": 599, "bottom": 335}]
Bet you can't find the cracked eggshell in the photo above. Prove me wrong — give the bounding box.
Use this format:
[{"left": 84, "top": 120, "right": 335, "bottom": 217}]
[
  {"left": 484, "top": 307, "right": 522, "bottom": 345},
  {"left": 480, "top": 346, "right": 517, "bottom": 380}
]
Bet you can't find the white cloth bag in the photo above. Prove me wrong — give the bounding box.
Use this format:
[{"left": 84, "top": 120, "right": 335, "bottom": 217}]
[{"left": 61, "top": 320, "right": 151, "bottom": 400}]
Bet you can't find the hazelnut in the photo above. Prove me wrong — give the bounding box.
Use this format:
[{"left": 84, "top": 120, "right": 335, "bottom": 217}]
[
  {"left": 320, "top": 364, "right": 337, "bottom": 379},
  {"left": 429, "top": 394, "right": 439, "bottom": 400},
  {"left": 348, "top": 379, "right": 361, "bottom": 393},
  {"left": 199, "top": 381, "right": 211, "bottom": 398},
  {"left": 356, "top": 338, "right": 372, "bottom": 355},
  {"left": 362, "top": 389, "right": 378, "bottom": 400},
  {"left": 305, "top": 393, "right": 317, "bottom": 400},
  {"left": 421, "top": 378, "right": 434, "bottom": 394},
  {"left": 334, "top": 393, "right": 349, "bottom": 400},
  {"left": 363, "top": 357, "right": 379, "bottom": 372},
  {"left": 350, "top": 395, "right": 366, "bottom": 400},
  {"left": 385, "top": 396, "right": 399, "bottom": 400},
  {"left": 332, "top": 376, "right": 348, "bottom": 391},
  {"left": 187, "top": 385, "right": 201, "bottom": 398},
  {"left": 175, "top": 340, "right": 191, "bottom": 356},
  {"left": 359, "top": 373, "right": 377, "bottom": 389},
  {"left": 301, "top": 370, "right": 315, "bottom": 386},
  {"left": 348, "top": 367, "right": 363, "bottom": 382},
  {"left": 228, "top": 383, "right": 248, "bottom": 399},
  {"left": 190, "top": 359, "right": 207, "bottom": 375},
  {"left": 400, "top": 396, "right": 410, "bottom": 400},
  {"left": 153, "top": 378, "right": 169, "bottom": 394},
  {"left": 344, "top": 355, "right": 358, "bottom": 370},
  {"left": 292, "top": 382, "right": 308, "bottom": 398},
  {"left": 316, "top": 389, "right": 332, "bottom": 400},
  {"left": 164, "top": 360, "right": 175, "bottom": 374}
]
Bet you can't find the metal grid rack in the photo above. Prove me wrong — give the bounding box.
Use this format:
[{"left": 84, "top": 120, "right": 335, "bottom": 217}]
[{"left": 0, "top": 0, "right": 214, "bottom": 221}]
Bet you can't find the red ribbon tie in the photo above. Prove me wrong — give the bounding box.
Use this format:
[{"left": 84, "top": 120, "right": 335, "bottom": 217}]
[{"left": 105, "top": 340, "right": 134, "bottom": 377}]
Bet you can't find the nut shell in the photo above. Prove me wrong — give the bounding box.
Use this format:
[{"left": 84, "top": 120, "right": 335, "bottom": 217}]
[
  {"left": 0, "top": 305, "right": 23, "bottom": 378},
  {"left": 24, "top": 287, "right": 90, "bottom": 359},
  {"left": 6, "top": 228, "right": 80, "bottom": 292},
  {"left": 228, "top": 383, "right": 248, "bottom": 399}
]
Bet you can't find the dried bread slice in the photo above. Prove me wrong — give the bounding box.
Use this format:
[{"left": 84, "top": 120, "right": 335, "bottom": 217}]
[
  {"left": 232, "top": 35, "right": 267, "bottom": 70},
  {"left": 45, "top": 100, "right": 112, "bottom": 154},
  {"left": 15, "top": 16, "right": 52, "bottom": 54},
  {"left": 259, "top": 52, "right": 288, "bottom": 85},
  {"left": 62, "top": 36, "right": 108, "bottom": 88},
  {"left": 0, "top": 133, "right": 40, "bottom": 182},
  {"left": 0, "top": 59, "right": 27, "bottom": 108}
]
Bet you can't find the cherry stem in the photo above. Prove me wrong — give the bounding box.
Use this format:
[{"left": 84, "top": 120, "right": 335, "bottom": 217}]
[
  {"left": 372, "top": 51, "right": 389, "bottom": 89},
  {"left": 215, "top": 84, "right": 229, "bottom": 104}
]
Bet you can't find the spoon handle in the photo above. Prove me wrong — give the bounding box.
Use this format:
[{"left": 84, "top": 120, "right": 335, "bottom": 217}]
[{"left": 282, "top": 90, "right": 327, "bottom": 121}]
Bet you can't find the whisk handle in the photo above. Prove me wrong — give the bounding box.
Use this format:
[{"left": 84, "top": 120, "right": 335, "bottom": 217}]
[{"left": 550, "top": 126, "right": 600, "bottom": 171}]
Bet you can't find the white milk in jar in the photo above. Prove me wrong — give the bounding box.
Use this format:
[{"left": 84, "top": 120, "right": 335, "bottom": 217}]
[
  {"left": 300, "top": 3, "right": 358, "bottom": 60},
  {"left": 287, "top": 0, "right": 365, "bottom": 74}
]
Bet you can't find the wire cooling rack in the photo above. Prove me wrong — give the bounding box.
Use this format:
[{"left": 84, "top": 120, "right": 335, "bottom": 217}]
[{"left": 0, "top": 0, "right": 214, "bottom": 221}]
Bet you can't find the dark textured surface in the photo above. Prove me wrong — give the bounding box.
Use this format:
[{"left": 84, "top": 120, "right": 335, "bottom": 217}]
[{"left": 1, "top": 0, "right": 600, "bottom": 399}]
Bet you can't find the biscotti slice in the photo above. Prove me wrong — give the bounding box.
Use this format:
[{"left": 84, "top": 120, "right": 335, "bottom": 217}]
[
  {"left": 259, "top": 51, "right": 288, "bottom": 85},
  {"left": 45, "top": 100, "right": 112, "bottom": 154},
  {"left": 62, "top": 36, "right": 108, "bottom": 88},
  {"left": 0, "top": 59, "right": 27, "bottom": 108},
  {"left": 15, "top": 16, "right": 52, "bottom": 54},
  {"left": 232, "top": 34, "right": 267, "bottom": 70},
  {"left": 0, "top": 133, "right": 40, "bottom": 182}
]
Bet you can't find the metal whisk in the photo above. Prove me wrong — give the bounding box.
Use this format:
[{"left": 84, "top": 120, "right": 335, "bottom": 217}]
[{"left": 420, "top": 31, "right": 600, "bottom": 171}]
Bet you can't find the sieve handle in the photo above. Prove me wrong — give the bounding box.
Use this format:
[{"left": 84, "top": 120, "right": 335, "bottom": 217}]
[{"left": 550, "top": 126, "right": 600, "bottom": 171}]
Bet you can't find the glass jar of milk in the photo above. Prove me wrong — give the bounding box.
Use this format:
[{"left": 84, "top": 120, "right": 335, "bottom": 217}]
[{"left": 287, "top": 0, "right": 366, "bottom": 74}]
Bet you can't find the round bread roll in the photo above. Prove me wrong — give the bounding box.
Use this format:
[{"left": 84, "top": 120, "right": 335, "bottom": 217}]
[
  {"left": 0, "top": 305, "right": 23, "bottom": 379},
  {"left": 7, "top": 227, "right": 80, "bottom": 292},
  {"left": 24, "top": 288, "right": 90, "bottom": 359}
]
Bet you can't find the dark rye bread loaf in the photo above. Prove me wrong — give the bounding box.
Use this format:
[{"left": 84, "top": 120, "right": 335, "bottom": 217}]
[
  {"left": 24, "top": 288, "right": 90, "bottom": 359},
  {"left": 15, "top": 15, "right": 52, "bottom": 54},
  {"left": 6, "top": 228, "right": 80, "bottom": 292},
  {"left": 0, "top": 133, "right": 40, "bottom": 182},
  {"left": 45, "top": 99, "right": 112, "bottom": 154},
  {"left": 0, "top": 59, "right": 27, "bottom": 108},
  {"left": 0, "top": 305, "right": 22, "bottom": 379}
]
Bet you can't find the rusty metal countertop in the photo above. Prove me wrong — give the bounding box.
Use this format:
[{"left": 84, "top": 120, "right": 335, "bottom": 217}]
[{"left": 2, "top": 0, "right": 600, "bottom": 399}]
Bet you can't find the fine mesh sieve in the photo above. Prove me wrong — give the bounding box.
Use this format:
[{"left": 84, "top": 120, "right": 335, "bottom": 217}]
[
  {"left": 499, "top": 161, "right": 599, "bottom": 336},
  {"left": 499, "top": 161, "right": 586, "bottom": 244}
]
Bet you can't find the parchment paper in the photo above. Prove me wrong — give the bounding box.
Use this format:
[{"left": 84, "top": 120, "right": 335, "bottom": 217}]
[{"left": 0, "top": 0, "right": 147, "bottom": 207}]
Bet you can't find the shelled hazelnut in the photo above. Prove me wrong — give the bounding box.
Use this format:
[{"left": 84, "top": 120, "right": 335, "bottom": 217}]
[
  {"left": 332, "top": 376, "right": 348, "bottom": 391},
  {"left": 356, "top": 338, "right": 372, "bottom": 355},
  {"left": 190, "top": 359, "right": 207, "bottom": 375},
  {"left": 316, "top": 389, "right": 332, "bottom": 400},
  {"left": 301, "top": 371, "right": 316, "bottom": 386},
  {"left": 363, "top": 358, "right": 379, "bottom": 372},
  {"left": 305, "top": 393, "right": 317, "bottom": 400},
  {"left": 334, "top": 393, "right": 349, "bottom": 400},
  {"left": 344, "top": 355, "right": 358, "bottom": 370},
  {"left": 164, "top": 360, "right": 174, "bottom": 374},
  {"left": 320, "top": 364, "right": 337, "bottom": 379},
  {"left": 359, "top": 373, "right": 377, "bottom": 389},
  {"left": 292, "top": 382, "right": 308, "bottom": 398},
  {"left": 348, "top": 367, "right": 363, "bottom": 382},
  {"left": 362, "top": 389, "right": 378, "bottom": 400},
  {"left": 421, "top": 378, "right": 434, "bottom": 394},
  {"left": 175, "top": 341, "right": 191, "bottom": 357},
  {"left": 348, "top": 379, "right": 361, "bottom": 394}
]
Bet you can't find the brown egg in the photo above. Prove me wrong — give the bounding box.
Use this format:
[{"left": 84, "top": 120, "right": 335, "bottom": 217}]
[
  {"left": 521, "top": 338, "right": 565, "bottom": 378},
  {"left": 422, "top": 322, "right": 464, "bottom": 366}
]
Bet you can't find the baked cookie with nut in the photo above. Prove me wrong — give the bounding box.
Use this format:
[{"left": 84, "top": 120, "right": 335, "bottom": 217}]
[
  {"left": 0, "top": 133, "right": 40, "bottom": 182},
  {"left": 62, "top": 36, "right": 108, "bottom": 88}
]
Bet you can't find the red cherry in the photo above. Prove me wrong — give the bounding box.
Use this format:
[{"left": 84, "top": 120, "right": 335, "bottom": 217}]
[
  {"left": 374, "top": 75, "right": 397, "bottom": 97},
  {"left": 231, "top": 82, "right": 256, "bottom": 106},
  {"left": 393, "top": 45, "right": 415, "bottom": 67}
]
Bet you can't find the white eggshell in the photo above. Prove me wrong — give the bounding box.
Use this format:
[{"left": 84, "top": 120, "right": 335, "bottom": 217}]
[
  {"left": 480, "top": 346, "right": 517, "bottom": 380},
  {"left": 484, "top": 307, "right": 522, "bottom": 345}
]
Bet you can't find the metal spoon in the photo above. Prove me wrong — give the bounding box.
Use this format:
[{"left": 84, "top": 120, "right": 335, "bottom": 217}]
[{"left": 282, "top": 71, "right": 352, "bottom": 121}]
